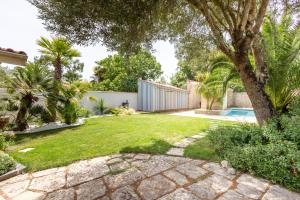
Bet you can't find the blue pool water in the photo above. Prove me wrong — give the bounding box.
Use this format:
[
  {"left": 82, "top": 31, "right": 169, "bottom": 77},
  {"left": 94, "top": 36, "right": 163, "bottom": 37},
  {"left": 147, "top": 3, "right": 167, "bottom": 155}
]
[{"left": 222, "top": 108, "right": 255, "bottom": 117}]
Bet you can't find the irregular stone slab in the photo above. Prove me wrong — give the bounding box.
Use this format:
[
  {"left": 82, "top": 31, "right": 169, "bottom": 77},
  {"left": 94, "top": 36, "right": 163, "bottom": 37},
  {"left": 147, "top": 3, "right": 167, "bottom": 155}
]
[
  {"left": 262, "top": 185, "right": 300, "bottom": 200},
  {"left": 122, "top": 153, "right": 136, "bottom": 159},
  {"left": 44, "top": 189, "right": 75, "bottom": 200},
  {"left": 151, "top": 155, "right": 191, "bottom": 166},
  {"left": 76, "top": 178, "right": 106, "bottom": 200},
  {"left": 18, "top": 148, "right": 35, "bottom": 153},
  {"left": 107, "top": 157, "right": 124, "bottom": 165},
  {"left": 12, "top": 191, "right": 45, "bottom": 200},
  {"left": 67, "top": 159, "right": 109, "bottom": 187},
  {"left": 134, "top": 154, "right": 151, "bottom": 160},
  {"left": 218, "top": 190, "right": 250, "bottom": 200},
  {"left": 111, "top": 185, "right": 140, "bottom": 200},
  {"left": 163, "top": 170, "right": 189, "bottom": 186},
  {"left": 0, "top": 174, "right": 29, "bottom": 187},
  {"left": 109, "top": 161, "right": 130, "bottom": 171},
  {"left": 135, "top": 159, "right": 172, "bottom": 177},
  {"left": 189, "top": 160, "right": 205, "bottom": 166},
  {"left": 29, "top": 171, "right": 65, "bottom": 192},
  {"left": 0, "top": 179, "right": 30, "bottom": 198},
  {"left": 188, "top": 174, "right": 232, "bottom": 199},
  {"left": 32, "top": 167, "right": 65, "bottom": 178},
  {"left": 159, "top": 188, "right": 199, "bottom": 200},
  {"left": 237, "top": 174, "right": 269, "bottom": 192},
  {"left": 236, "top": 183, "right": 262, "bottom": 199},
  {"left": 104, "top": 168, "right": 145, "bottom": 189},
  {"left": 137, "top": 175, "right": 176, "bottom": 200},
  {"left": 166, "top": 148, "right": 184, "bottom": 156},
  {"left": 191, "top": 134, "right": 206, "bottom": 139},
  {"left": 176, "top": 163, "right": 208, "bottom": 179},
  {"left": 173, "top": 138, "right": 197, "bottom": 148},
  {"left": 202, "top": 162, "right": 236, "bottom": 180}
]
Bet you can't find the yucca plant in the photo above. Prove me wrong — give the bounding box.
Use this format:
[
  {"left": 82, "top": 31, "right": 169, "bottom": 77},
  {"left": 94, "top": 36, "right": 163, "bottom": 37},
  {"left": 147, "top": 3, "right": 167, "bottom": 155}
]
[
  {"left": 88, "top": 97, "right": 107, "bottom": 115},
  {"left": 6, "top": 62, "right": 52, "bottom": 131}
]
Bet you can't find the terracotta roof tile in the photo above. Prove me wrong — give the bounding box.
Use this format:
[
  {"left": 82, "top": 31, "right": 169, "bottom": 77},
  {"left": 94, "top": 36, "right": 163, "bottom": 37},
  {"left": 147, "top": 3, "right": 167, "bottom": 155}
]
[{"left": 0, "top": 47, "right": 27, "bottom": 56}]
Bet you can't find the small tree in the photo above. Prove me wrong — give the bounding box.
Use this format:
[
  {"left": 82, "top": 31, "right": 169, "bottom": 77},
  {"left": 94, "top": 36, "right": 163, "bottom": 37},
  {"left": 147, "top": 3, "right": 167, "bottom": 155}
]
[
  {"left": 6, "top": 62, "right": 52, "bottom": 131},
  {"left": 37, "top": 37, "right": 81, "bottom": 121}
]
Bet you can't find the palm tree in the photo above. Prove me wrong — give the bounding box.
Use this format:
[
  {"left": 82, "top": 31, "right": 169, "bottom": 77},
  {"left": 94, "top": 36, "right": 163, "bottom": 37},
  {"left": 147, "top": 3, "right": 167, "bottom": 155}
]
[
  {"left": 37, "top": 37, "right": 81, "bottom": 120},
  {"left": 262, "top": 15, "right": 300, "bottom": 112},
  {"left": 7, "top": 62, "right": 52, "bottom": 131}
]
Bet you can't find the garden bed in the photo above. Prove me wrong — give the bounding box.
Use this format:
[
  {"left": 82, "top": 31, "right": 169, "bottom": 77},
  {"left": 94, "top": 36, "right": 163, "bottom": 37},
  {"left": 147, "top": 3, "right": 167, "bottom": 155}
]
[{"left": 0, "top": 163, "right": 26, "bottom": 182}]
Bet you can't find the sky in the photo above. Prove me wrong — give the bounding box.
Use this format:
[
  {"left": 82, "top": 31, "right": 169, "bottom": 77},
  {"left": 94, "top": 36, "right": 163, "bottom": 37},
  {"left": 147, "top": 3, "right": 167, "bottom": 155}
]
[{"left": 0, "top": 0, "right": 178, "bottom": 80}]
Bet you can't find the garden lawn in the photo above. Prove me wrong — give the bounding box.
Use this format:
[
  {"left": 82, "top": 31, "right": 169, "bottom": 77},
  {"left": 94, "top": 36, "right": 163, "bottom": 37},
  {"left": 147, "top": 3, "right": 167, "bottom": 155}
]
[
  {"left": 184, "top": 137, "right": 219, "bottom": 161},
  {"left": 8, "top": 114, "right": 228, "bottom": 171}
]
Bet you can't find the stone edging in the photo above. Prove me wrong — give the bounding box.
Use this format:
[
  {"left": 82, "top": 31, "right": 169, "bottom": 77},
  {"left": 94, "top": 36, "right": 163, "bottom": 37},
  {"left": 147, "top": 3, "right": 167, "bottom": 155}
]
[{"left": 0, "top": 163, "right": 26, "bottom": 182}]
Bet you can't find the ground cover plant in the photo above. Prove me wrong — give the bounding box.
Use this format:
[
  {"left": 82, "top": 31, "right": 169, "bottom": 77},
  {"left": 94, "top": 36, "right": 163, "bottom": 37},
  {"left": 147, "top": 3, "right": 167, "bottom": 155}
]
[
  {"left": 208, "top": 100, "right": 300, "bottom": 191},
  {"left": 8, "top": 114, "right": 229, "bottom": 171}
]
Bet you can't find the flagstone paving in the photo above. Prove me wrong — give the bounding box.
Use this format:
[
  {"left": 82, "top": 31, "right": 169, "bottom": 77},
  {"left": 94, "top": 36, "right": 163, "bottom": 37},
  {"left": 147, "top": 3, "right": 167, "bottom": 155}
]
[{"left": 1, "top": 153, "right": 300, "bottom": 200}]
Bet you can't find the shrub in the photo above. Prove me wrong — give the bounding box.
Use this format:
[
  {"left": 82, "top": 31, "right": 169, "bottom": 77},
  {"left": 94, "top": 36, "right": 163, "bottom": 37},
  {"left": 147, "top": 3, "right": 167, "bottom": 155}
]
[
  {"left": 110, "top": 107, "right": 135, "bottom": 116},
  {"left": 77, "top": 107, "right": 91, "bottom": 118},
  {"left": 0, "top": 134, "right": 14, "bottom": 151},
  {"left": 0, "top": 151, "right": 16, "bottom": 176},
  {"left": 208, "top": 122, "right": 300, "bottom": 191}
]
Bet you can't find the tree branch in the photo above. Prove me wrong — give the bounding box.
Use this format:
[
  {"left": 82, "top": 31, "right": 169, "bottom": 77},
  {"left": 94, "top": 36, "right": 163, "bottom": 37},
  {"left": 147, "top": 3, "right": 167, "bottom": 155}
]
[
  {"left": 186, "top": 0, "right": 234, "bottom": 59},
  {"left": 251, "top": 36, "right": 268, "bottom": 85},
  {"left": 253, "top": 0, "right": 269, "bottom": 34},
  {"left": 239, "top": 0, "right": 252, "bottom": 31}
]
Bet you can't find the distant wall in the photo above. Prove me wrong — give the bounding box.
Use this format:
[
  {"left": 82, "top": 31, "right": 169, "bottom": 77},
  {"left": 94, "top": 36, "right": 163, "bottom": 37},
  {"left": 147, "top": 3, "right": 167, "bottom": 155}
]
[
  {"left": 224, "top": 89, "right": 252, "bottom": 108},
  {"left": 0, "top": 88, "right": 137, "bottom": 111},
  {"left": 81, "top": 91, "right": 138, "bottom": 111},
  {"left": 187, "top": 80, "right": 201, "bottom": 109}
]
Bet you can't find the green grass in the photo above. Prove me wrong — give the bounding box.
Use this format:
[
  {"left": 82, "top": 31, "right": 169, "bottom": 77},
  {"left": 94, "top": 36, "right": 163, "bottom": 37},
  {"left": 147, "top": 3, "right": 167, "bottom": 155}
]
[
  {"left": 184, "top": 136, "right": 219, "bottom": 161},
  {"left": 8, "top": 114, "right": 225, "bottom": 171}
]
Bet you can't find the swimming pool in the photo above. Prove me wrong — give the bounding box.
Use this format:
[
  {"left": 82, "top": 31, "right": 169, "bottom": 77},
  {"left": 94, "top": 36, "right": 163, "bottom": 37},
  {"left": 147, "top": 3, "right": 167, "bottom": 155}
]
[{"left": 222, "top": 108, "right": 255, "bottom": 117}]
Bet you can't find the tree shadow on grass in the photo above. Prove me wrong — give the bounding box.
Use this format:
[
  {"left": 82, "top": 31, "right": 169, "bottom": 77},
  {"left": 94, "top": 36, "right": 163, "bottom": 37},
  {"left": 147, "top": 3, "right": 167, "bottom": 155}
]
[
  {"left": 120, "top": 139, "right": 173, "bottom": 155},
  {"left": 13, "top": 126, "right": 82, "bottom": 144}
]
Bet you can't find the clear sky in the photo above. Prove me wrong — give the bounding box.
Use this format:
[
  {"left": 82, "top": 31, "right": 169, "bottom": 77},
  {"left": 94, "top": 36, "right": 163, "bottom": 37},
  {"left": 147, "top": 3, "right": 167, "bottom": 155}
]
[{"left": 0, "top": 0, "right": 178, "bottom": 80}]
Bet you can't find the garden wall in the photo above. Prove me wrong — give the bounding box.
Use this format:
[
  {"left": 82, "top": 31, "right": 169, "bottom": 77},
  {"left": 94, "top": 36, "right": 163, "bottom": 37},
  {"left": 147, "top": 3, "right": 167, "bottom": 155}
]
[
  {"left": 224, "top": 89, "right": 252, "bottom": 108},
  {"left": 81, "top": 91, "right": 138, "bottom": 111}
]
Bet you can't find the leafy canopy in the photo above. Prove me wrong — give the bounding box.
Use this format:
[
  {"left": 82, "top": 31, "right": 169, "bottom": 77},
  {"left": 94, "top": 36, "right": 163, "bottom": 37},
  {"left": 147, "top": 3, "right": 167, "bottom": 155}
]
[{"left": 92, "top": 49, "right": 162, "bottom": 92}]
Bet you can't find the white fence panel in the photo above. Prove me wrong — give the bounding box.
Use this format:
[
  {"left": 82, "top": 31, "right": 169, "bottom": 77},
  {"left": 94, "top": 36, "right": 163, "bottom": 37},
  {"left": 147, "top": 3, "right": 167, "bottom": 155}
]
[{"left": 137, "top": 80, "right": 189, "bottom": 112}]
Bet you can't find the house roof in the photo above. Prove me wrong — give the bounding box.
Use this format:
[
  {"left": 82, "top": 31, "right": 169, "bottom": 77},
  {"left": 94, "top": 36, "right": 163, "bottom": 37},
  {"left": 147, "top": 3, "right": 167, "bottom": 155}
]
[{"left": 0, "top": 47, "right": 28, "bottom": 66}]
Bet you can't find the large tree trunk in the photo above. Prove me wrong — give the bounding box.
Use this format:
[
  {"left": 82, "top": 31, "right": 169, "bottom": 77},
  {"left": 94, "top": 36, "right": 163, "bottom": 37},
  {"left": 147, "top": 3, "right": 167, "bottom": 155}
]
[{"left": 234, "top": 55, "right": 276, "bottom": 125}]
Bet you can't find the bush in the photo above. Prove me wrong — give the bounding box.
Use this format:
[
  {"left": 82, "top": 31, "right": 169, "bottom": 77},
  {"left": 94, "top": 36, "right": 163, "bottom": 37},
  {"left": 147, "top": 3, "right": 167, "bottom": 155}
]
[
  {"left": 77, "top": 107, "right": 91, "bottom": 118},
  {"left": 0, "top": 151, "right": 16, "bottom": 176},
  {"left": 0, "top": 133, "right": 14, "bottom": 151},
  {"left": 208, "top": 122, "right": 300, "bottom": 191},
  {"left": 110, "top": 107, "right": 135, "bottom": 116}
]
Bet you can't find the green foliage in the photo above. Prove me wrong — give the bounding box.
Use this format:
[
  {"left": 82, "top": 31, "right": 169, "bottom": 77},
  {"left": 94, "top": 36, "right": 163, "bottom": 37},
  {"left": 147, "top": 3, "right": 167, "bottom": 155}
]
[
  {"left": 6, "top": 62, "right": 52, "bottom": 131},
  {"left": 57, "top": 83, "right": 86, "bottom": 124},
  {"left": 29, "top": 105, "right": 53, "bottom": 124},
  {"left": 170, "top": 61, "right": 197, "bottom": 89},
  {"left": 92, "top": 49, "right": 162, "bottom": 92},
  {"left": 0, "top": 151, "right": 16, "bottom": 176},
  {"left": 89, "top": 97, "right": 107, "bottom": 115},
  {"left": 0, "top": 134, "right": 7, "bottom": 151},
  {"left": 110, "top": 107, "right": 135, "bottom": 116},
  {"left": 63, "top": 59, "right": 84, "bottom": 83},
  {"left": 263, "top": 15, "right": 300, "bottom": 112},
  {"left": 77, "top": 107, "right": 91, "bottom": 118},
  {"left": 208, "top": 118, "right": 300, "bottom": 191}
]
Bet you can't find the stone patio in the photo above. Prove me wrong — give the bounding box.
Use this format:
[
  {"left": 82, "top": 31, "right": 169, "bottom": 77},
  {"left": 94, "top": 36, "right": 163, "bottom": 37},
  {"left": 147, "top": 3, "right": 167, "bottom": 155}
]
[{"left": 0, "top": 153, "right": 299, "bottom": 200}]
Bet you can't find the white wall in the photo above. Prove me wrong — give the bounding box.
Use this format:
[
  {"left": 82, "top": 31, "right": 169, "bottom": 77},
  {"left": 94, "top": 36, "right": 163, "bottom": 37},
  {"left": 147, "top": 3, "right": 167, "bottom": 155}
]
[{"left": 81, "top": 91, "right": 138, "bottom": 111}]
